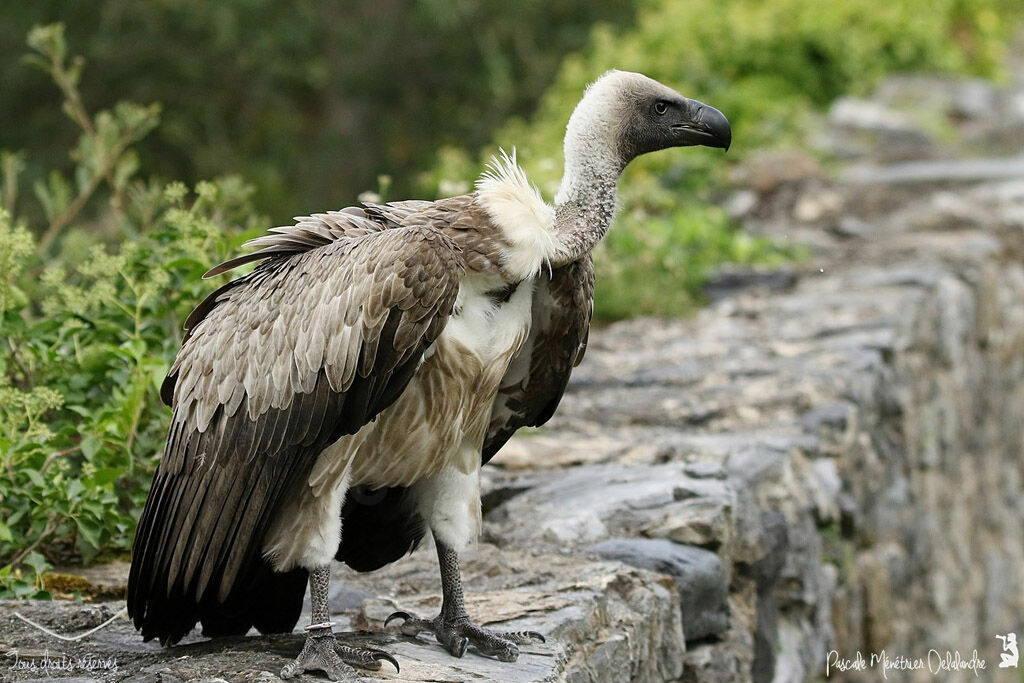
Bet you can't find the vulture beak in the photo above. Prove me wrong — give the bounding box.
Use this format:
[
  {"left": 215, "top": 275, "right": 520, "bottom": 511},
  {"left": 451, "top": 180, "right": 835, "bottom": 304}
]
[{"left": 673, "top": 98, "right": 732, "bottom": 151}]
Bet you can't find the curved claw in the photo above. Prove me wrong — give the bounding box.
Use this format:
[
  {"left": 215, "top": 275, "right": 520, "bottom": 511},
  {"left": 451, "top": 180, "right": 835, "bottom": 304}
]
[
  {"left": 384, "top": 611, "right": 412, "bottom": 628},
  {"left": 337, "top": 643, "right": 401, "bottom": 674},
  {"left": 386, "top": 610, "right": 546, "bottom": 662},
  {"left": 370, "top": 649, "right": 401, "bottom": 673}
]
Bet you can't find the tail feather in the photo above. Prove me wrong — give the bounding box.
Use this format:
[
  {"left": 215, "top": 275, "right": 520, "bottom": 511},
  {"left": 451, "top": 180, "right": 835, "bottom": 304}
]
[
  {"left": 336, "top": 485, "right": 425, "bottom": 572},
  {"left": 129, "top": 555, "right": 307, "bottom": 645}
]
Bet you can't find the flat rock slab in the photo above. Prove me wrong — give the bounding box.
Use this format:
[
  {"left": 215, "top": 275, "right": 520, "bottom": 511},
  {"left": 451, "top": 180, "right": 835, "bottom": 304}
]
[
  {"left": 588, "top": 539, "right": 728, "bottom": 641},
  {"left": 0, "top": 545, "right": 684, "bottom": 682}
]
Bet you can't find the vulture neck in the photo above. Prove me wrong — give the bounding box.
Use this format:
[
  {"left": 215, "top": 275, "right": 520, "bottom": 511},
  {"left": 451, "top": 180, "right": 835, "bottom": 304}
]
[{"left": 550, "top": 135, "right": 624, "bottom": 267}]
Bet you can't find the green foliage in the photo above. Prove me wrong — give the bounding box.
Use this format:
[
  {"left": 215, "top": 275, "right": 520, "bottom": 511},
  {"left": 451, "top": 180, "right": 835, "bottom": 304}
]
[
  {"left": 424, "top": 0, "right": 1023, "bottom": 319},
  {"left": 593, "top": 205, "right": 797, "bottom": 319},
  {"left": 0, "top": 28, "right": 260, "bottom": 596},
  {"left": 0, "top": 0, "right": 636, "bottom": 219}
]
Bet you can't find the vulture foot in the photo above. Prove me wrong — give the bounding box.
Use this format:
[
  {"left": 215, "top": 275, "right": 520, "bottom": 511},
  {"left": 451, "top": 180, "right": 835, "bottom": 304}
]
[
  {"left": 386, "top": 611, "right": 544, "bottom": 662},
  {"left": 281, "top": 630, "right": 399, "bottom": 681}
]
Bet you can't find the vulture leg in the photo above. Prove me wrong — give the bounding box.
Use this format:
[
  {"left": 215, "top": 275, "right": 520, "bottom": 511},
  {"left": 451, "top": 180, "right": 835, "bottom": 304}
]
[
  {"left": 385, "top": 540, "right": 545, "bottom": 661},
  {"left": 281, "top": 565, "right": 399, "bottom": 680}
]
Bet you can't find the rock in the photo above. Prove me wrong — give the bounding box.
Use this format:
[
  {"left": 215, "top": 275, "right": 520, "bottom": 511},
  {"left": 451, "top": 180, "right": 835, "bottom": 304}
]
[
  {"left": 830, "top": 215, "right": 874, "bottom": 239},
  {"left": 1, "top": 546, "right": 685, "bottom": 682},
  {"left": 588, "top": 538, "right": 729, "bottom": 641},
  {"left": 841, "top": 155, "right": 1024, "bottom": 186},
  {"left": 749, "top": 512, "right": 788, "bottom": 683},
  {"left": 823, "top": 97, "right": 937, "bottom": 161},
  {"left": 484, "top": 462, "right": 738, "bottom": 553},
  {"left": 829, "top": 98, "right": 922, "bottom": 133},
  {"left": 327, "top": 583, "right": 373, "bottom": 613},
  {"left": 729, "top": 149, "right": 826, "bottom": 194},
  {"left": 702, "top": 266, "right": 798, "bottom": 302},
  {"left": 793, "top": 189, "right": 843, "bottom": 223},
  {"left": 725, "top": 189, "right": 758, "bottom": 218},
  {"left": 679, "top": 639, "right": 748, "bottom": 683}
]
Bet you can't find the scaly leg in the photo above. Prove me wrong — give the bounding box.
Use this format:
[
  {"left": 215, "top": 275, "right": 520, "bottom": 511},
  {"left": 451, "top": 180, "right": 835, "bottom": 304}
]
[
  {"left": 385, "top": 540, "right": 544, "bottom": 661},
  {"left": 281, "top": 565, "right": 399, "bottom": 680}
]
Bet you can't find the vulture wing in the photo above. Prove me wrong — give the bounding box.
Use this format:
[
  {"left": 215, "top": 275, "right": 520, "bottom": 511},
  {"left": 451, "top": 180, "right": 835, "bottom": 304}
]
[
  {"left": 481, "top": 254, "right": 595, "bottom": 463},
  {"left": 128, "top": 222, "right": 463, "bottom": 645}
]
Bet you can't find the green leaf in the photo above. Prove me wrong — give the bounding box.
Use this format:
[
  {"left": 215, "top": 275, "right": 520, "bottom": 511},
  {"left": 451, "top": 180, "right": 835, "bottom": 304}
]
[
  {"left": 80, "top": 434, "right": 102, "bottom": 459},
  {"left": 66, "top": 478, "right": 85, "bottom": 500},
  {"left": 76, "top": 517, "right": 101, "bottom": 550},
  {"left": 88, "top": 467, "right": 122, "bottom": 486},
  {"left": 12, "top": 582, "right": 37, "bottom": 598},
  {"left": 24, "top": 469, "right": 45, "bottom": 488},
  {"left": 23, "top": 551, "right": 50, "bottom": 576},
  {"left": 33, "top": 171, "right": 72, "bottom": 222},
  {"left": 0, "top": 521, "right": 12, "bottom": 543}
]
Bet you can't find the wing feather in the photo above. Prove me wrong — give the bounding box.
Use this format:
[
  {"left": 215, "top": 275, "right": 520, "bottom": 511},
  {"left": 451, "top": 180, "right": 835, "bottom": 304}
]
[
  {"left": 481, "top": 254, "right": 595, "bottom": 463},
  {"left": 129, "top": 224, "right": 463, "bottom": 645}
]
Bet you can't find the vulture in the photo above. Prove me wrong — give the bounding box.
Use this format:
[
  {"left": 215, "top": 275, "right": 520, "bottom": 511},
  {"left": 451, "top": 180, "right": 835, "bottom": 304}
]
[{"left": 127, "top": 70, "right": 731, "bottom": 679}]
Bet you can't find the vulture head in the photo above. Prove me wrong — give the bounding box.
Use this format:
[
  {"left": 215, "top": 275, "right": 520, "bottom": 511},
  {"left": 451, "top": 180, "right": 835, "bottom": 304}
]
[{"left": 562, "top": 69, "right": 731, "bottom": 177}]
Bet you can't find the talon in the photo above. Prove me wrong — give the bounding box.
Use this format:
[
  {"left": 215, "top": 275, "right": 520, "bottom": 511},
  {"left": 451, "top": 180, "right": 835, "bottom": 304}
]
[
  {"left": 385, "top": 611, "right": 411, "bottom": 627},
  {"left": 372, "top": 650, "right": 400, "bottom": 673},
  {"left": 496, "top": 644, "right": 519, "bottom": 663},
  {"left": 451, "top": 635, "right": 469, "bottom": 658},
  {"left": 521, "top": 630, "right": 546, "bottom": 643}
]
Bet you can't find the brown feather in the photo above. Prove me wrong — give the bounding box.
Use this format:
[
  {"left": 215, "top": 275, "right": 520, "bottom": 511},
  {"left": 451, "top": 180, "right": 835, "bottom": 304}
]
[
  {"left": 130, "top": 218, "right": 464, "bottom": 644},
  {"left": 482, "top": 254, "right": 595, "bottom": 463}
]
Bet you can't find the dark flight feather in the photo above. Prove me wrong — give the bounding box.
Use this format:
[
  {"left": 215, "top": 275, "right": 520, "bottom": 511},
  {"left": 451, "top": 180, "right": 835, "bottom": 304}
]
[{"left": 128, "top": 223, "right": 463, "bottom": 645}]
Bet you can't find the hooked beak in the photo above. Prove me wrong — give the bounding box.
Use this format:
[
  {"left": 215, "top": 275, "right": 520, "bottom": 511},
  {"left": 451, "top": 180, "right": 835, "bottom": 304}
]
[{"left": 672, "top": 98, "right": 731, "bottom": 151}]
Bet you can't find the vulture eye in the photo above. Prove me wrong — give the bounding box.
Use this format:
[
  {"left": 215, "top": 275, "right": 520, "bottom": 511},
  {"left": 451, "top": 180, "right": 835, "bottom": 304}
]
[{"left": 654, "top": 101, "right": 668, "bottom": 115}]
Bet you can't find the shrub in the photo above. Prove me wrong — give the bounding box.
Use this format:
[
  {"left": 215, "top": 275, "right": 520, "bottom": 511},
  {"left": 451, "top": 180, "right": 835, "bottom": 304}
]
[
  {"left": 0, "top": 26, "right": 258, "bottom": 597},
  {"left": 0, "top": 0, "right": 637, "bottom": 217},
  {"left": 422, "top": 0, "right": 1023, "bottom": 319}
]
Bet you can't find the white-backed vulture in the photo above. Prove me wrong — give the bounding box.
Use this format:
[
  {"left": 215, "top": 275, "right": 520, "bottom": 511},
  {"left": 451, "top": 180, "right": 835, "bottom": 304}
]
[{"left": 127, "top": 70, "right": 731, "bottom": 679}]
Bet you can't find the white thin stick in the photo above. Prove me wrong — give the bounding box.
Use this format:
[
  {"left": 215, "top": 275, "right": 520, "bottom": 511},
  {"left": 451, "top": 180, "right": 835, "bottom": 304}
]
[{"left": 13, "top": 606, "right": 127, "bottom": 642}]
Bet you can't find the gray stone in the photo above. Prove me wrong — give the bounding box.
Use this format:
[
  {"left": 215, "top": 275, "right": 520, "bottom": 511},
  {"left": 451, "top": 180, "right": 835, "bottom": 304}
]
[
  {"left": 830, "top": 215, "right": 874, "bottom": 238},
  {"left": 842, "top": 155, "right": 1024, "bottom": 186},
  {"left": 702, "top": 266, "right": 798, "bottom": 302},
  {"left": 588, "top": 538, "right": 728, "bottom": 641},
  {"left": 485, "top": 462, "right": 736, "bottom": 551},
  {"left": 328, "top": 583, "right": 373, "bottom": 613},
  {"left": 1, "top": 545, "right": 686, "bottom": 682}
]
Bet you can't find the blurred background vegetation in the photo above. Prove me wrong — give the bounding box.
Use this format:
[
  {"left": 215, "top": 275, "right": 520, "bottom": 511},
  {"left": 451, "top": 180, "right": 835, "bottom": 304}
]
[
  {"left": 0, "top": 0, "right": 636, "bottom": 219},
  {"left": 1, "top": 0, "right": 1022, "bottom": 596}
]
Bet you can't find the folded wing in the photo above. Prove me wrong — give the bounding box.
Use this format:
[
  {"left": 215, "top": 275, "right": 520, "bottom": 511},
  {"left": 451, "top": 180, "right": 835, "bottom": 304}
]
[
  {"left": 128, "top": 224, "right": 462, "bottom": 644},
  {"left": 482, "top": 254, "right": 595, "bottom": 463}
]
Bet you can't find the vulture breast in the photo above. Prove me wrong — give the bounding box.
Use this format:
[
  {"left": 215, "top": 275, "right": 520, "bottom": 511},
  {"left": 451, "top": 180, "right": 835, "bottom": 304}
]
[{"left": 261, "top": 273, "right": 536, "bottom": 570}]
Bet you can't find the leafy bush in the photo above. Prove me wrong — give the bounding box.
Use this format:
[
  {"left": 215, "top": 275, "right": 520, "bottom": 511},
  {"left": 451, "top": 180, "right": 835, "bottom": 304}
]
[
  {"left": 424, "top": 0, "right": 1023, "bottom": 319},
  {"left": 0, "top": 0, "right": 636, "bottom": 218},
  {"left": 0, "top": 26, "right": 258, "bottom": 597},
  {"left": 593, "top": 205, "right": 794, "bottom": 319}
]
